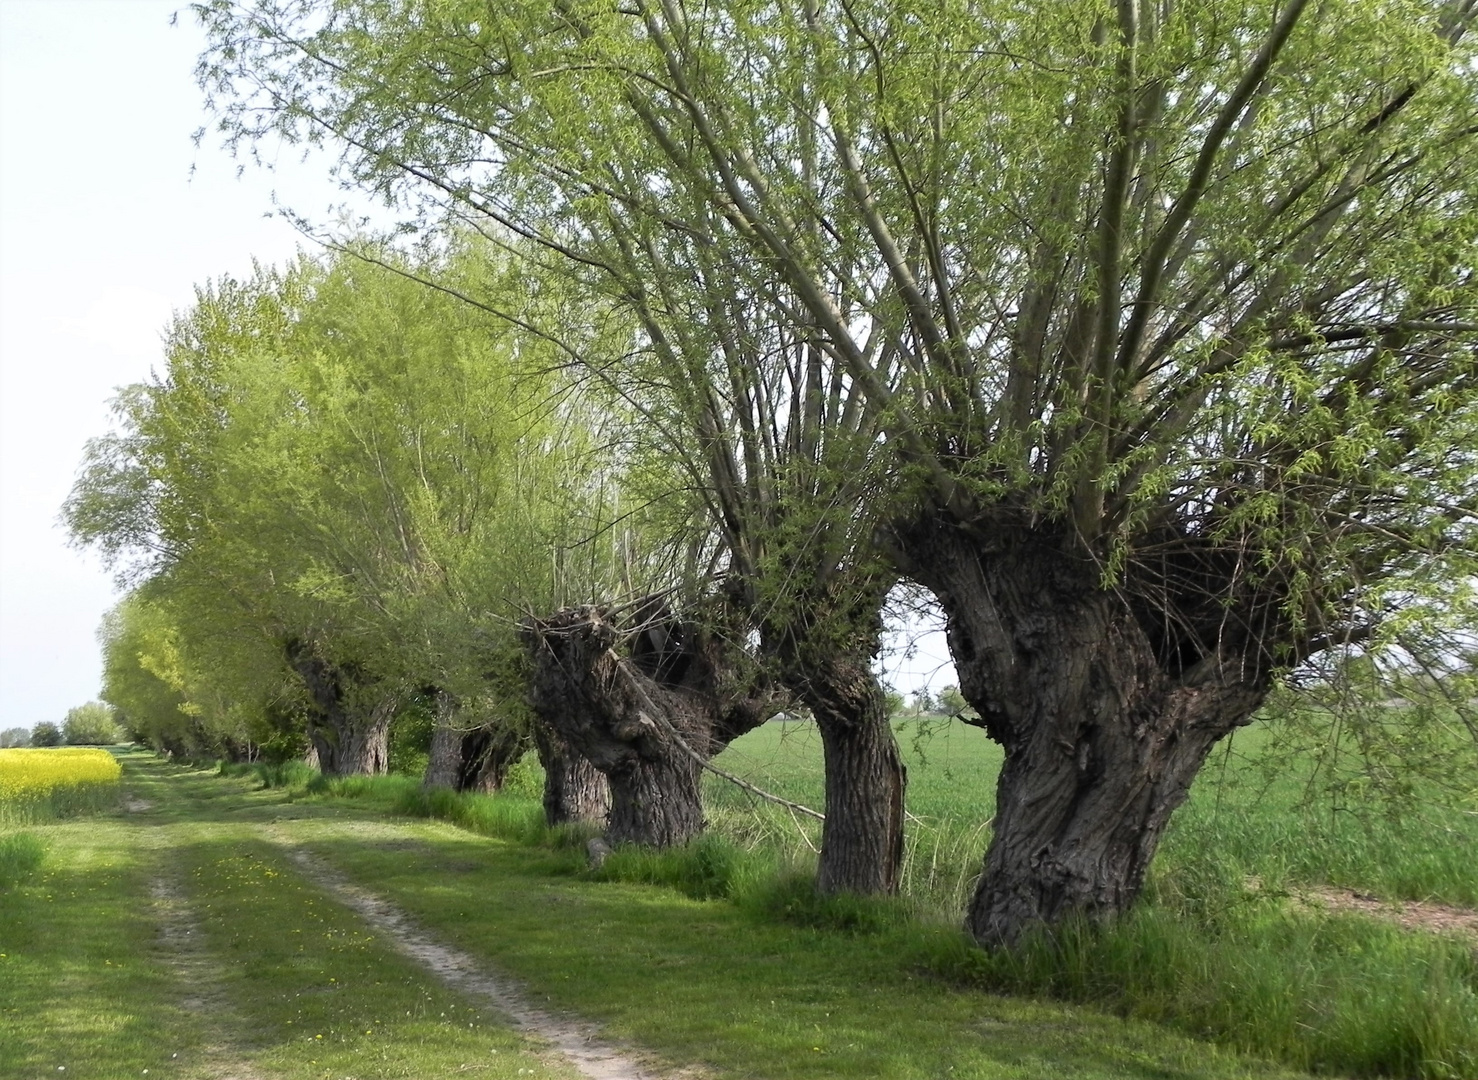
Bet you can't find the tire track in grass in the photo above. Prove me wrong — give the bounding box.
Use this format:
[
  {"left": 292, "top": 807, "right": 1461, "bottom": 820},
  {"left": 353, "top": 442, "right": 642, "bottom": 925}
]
[
  {"left": 268, "top": 836, "right": 675, "bottom": 1080},
  {"left": 129, "top": 780, "right": 277, "bottom": 1080}
]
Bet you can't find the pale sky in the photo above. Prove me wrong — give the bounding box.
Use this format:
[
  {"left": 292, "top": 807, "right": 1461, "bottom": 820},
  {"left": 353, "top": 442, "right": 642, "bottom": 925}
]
[
  {"left": 0, "top": 0, "right": 953, "bottom": 733},
  {"left": 0, "top": 0, "right": 351, "bottom": 729}
]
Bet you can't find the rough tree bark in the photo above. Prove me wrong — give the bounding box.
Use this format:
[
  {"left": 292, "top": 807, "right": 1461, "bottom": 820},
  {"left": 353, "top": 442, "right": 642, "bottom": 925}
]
[
  {"left": 810, "top": 663, "right": 906, "bottom": 896},
  {"left": 764, "top": 578, "right": 907, "bottom": 895},
  {"left": 896, "top": 514, "right": 1269, "bottom": 947},
  {"left": 423, "top": 690, "right": 532, "bottom": 793},
  {"left": 423, "top": 692, "right": 463, "bottom": 789},
  {"left": 523, "top": 600, "right": 777, "bottom": 848},
  {"left": 532, "top": 724, "right": 611, "bottom": 827},
  {"left": 285, "top": 640, "right": 394, "bottom": 776}
]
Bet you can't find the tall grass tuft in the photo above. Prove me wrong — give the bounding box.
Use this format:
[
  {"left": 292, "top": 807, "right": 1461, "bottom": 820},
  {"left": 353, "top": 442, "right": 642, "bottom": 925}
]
[
  {"left": 0, "top": 831, "right": 45, "bottom": 889},
  {"left": 917, "top": 903, "right": 1478, "bottom": 1079},
  {"left": 0, "top": 747, "right": 122, "bottom": 824},
  {"left": 217, "top": 758, "right": 320, "bottom": 790}
]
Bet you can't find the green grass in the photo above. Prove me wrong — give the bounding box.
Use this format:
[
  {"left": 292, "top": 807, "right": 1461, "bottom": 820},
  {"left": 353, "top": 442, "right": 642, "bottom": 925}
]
[
  {"left": 296, "top": 814, "right": 1305, "bottom": 1080},
  {"left": 922, "top": 905, "right": 1478, "bottom": 1079},
  {"left": 0, "top": 831, "right": 45, "bottom": 889},
  {"left": 1159, "top": 723, "right": 1478, "bottom": 907},
  {"left": 701, "top": 719, "right": 1478, "bottom": 1077},
  {"left": 0, "top": 815, "right": 206, "bottom": 1078},
  {"left": 0, "top": 751, "right": 587, "bottom": 1080},
  {"left": 706, "top": 718, "right": 1478, "bottom": 914},
  {"left": 705, "top": 717, "right": 1003, "bottom": 913},
  {"left": 10, "top": 732, "right": 1476, "bottom": 1079},
  {"left": 173, "top": 833, "right": 580, "bottom": 1080},
  {"left": 4, "top": 750, "right": 1313, "bottom": 1080},
  {"left": 268, "top": 718, "right": 1478, "bottom": 1077}
]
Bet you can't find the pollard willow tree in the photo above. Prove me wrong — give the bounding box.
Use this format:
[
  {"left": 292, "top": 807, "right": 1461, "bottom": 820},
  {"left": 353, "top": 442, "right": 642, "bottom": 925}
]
[
  {"left": 68, "top": 246, "right": 610, "bottom": 783},
  {"left": 197, "top": 0, "right": 1478, "bottom": 940},
  {"left": 196, "top": 0, "right": 917, "bottom": 894}
]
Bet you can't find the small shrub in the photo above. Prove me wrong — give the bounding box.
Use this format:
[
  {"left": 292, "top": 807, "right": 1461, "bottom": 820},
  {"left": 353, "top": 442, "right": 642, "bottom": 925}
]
[
  {"left": 595, "top": 834, "right": 752, "bottom": 901},
  {"left": 256, "top": 760, "right": 318, "bottom": 790},
  {"left": 0, "top": 831, "right": 45, "bottom": 889},
  {"left": 499, "top": 751, "right": 544, "bottom": 800},
  {"left": 747, "top": 870, "right": 913, "bottom": 934}
]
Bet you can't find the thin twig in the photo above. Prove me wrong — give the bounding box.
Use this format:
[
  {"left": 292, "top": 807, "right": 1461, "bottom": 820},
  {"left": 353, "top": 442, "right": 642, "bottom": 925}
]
[{"left": 607, "top": 649, "right": 826, "bottom": 821}]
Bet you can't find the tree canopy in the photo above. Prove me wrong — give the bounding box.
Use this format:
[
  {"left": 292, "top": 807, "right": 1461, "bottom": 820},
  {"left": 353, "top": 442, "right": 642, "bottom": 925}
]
[
  {"left": 184, "top": 0, "right": 1478, "bottom": 942},
  {"left": 69, "top": 242, "right": 637, "bottom": 771}
]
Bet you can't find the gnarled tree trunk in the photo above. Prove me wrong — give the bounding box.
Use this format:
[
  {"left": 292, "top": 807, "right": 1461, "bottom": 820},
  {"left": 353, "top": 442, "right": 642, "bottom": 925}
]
[
  {"left": 764, "top": 576, "right": 907, "bottom": 895},
  {"left": 458, "top": 724, "right": 531, "bottom": 794},
  {"left": 812, "top": 667, "right": 906, "bottom": 896},
  {"left": 896, "top": 514, "right": 1269, "bottom": 947},
  {"left": 423, "top": 690, "right": 531, "bottom": 794},
  {"left": 286, "top": 639, "right": 395, "bottom": 776},
  {"left": 523, "top": 601, "right": 777, "bottom": 848},
  {"left": 424, "top": 689, "right": 463, "bottom": 788},
  {"left": 533, "top": 724, "right": 611, "bottom": 827}
]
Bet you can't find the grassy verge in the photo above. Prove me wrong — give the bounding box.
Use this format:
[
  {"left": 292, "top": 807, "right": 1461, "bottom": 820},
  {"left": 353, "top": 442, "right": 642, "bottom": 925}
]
[
  {"left": 118, "top": 753, "right": 1306, "bottom": 1079},
  {"left": 0, "top": 816, "right": 205, "bottom": 1078},
  {"left": 172, "top": 831, "right": 581, "bottom": 1080},
  {"left": 923, "top": 905, "right": 1478, "bottom": 1079},
  {"left": 292, "top": 814, "right": 1305, "bottom": 1080},
  {"left": 0, "top": 831, "right": 45, "bottom": 889},
  {"left": 245, "top": 719, "right": 1478, "bottom": 1079},
  {"left": 0, "top": 752, "right": 585, "bottom": 1080}
]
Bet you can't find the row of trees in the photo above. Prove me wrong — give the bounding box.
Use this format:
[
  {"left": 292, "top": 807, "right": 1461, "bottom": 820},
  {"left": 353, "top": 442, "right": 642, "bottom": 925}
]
[
  {"left": 0, "top": 705, "right": 121, "bottom": 748},
  {"left": 70, "top": 243, "right": 634, "bottom": 784},
  {"left": 71, "top": 0, "right": 1478, "bottom": 948}
]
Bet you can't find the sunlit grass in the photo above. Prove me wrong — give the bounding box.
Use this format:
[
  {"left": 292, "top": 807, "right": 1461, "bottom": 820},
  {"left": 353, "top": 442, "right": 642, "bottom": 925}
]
[
  {"left": 0, "top": 831, "right": 45, "bottom": 890},
  {"left": 188, "top": 718, "right": 1478, "bottom": 1078},
  {"left": 270, "top": 717, "right": 1478, "bottom": 1078}
]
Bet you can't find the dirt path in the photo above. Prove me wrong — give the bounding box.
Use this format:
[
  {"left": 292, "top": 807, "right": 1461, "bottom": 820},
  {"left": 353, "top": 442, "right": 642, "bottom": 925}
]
[
  {"left": 272, "top": 840, "right": 675, "bottom": 1080},
  {"left": 1302, "top": 885, "right": 1478, "bottom": 940},
  {"left": 127, "top": 774, "right": 278, "bottom": 1080}
]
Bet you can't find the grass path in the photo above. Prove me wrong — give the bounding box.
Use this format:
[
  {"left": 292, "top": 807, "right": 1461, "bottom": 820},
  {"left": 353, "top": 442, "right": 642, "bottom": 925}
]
[
  {"left": 270, "top": 837, "right": 666, "bottom": 1080},
  {"left": 3, "top": 751, "right": 1316, "bottom": 1080},
  {"left": 145, "top": 869, "right": 272, "bottom": 1080}
]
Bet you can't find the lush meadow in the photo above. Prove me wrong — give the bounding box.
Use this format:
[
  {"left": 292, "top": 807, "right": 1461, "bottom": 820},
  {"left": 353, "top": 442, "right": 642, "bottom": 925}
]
[
  {"left": 706, "top": 718, "right": 1478, "bottom": 1079},
  {"left": 8, "top": 730, "right": 1475, "bottom": 1077}
]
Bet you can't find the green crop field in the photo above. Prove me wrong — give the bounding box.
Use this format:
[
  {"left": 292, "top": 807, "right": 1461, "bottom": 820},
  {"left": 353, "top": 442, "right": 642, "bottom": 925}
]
[
  {"left": 707, "top": 717, "right": 1478, "bottom": 914},
  {"left": 702, "top": 718, "right": 1478, "bottom": 1076}
]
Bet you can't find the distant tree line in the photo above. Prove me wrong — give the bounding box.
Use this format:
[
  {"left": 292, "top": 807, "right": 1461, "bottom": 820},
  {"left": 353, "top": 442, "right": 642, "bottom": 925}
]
[{"left": 0, "top": 703, "right": 123, "bottom": 748}]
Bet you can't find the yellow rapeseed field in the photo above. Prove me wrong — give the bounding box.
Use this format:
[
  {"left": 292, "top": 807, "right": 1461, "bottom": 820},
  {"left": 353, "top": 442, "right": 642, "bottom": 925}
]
[{"left": 0, "top": 747, "right": 121, "bottom": 812}]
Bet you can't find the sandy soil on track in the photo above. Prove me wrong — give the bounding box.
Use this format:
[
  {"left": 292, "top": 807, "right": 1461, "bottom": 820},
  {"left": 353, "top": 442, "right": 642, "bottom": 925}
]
[
  {"left": 1301, "top": 885, "right": 1478, "bottom": 939},
  {"left": 275, "top": 841, "right": 683, "bottom": 1080}
]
